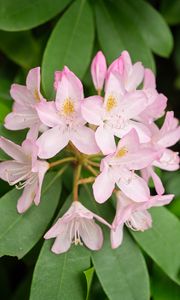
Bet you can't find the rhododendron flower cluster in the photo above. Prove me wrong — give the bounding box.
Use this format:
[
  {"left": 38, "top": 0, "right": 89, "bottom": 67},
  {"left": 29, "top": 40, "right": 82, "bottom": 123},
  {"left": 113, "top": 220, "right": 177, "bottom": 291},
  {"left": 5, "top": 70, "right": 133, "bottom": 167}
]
[{"left": 0, "top": 50, "right": 179, "bottom": 254}]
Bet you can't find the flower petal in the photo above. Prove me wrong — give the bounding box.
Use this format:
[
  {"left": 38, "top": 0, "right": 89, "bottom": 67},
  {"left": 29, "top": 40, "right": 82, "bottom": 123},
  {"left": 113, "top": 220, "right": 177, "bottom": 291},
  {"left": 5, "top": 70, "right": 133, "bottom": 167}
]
[
  {"left": 10, "top": 84, "right": 35, "bottom": 105},
  {"left": 80, "top": 219, "right": 103, "bottom": 250},
  {"left": 81, "top": 96, "right": 104, "bottom": 125},
  {"left": 93, "top": 169, "right": 115, "bottom": 203},
  {"left": 34, "top": 161, "right": 49, "bottom": 205},
  {"left": 4, "top": 109, "right": 39, "bottom": 130},
  {"left": 150, "top": 167, "right": 164, "bottom": 195},
  {"left": 36, "top": 101, "right": 62, "bottom": 127},
  {"left": 0, "top": 161, "right": 30, "bottom": 184},
  {"left": 26, "top": 67, "right": 40, "bottom": 93},
  {"left": 95, "top": 125, "right": 116, "bottom": 155},
  {"left": 17, "top": 180, "right": 38, "bottom": 213},
  {"left": 71, "top": 126, "right": 99, "bottom": 155},
  {"left": 110, "top": 223, "right": 124, "bottom": 249},
  {"left": 125, "top": 62, "right": 144, "bottom": 91},
  {"left": 49, "top": 223, "right": 71, "bottom": 254},
  {"left": 0, "top": 137, "right": 27, "bottom": 162},
  {"left": 37, "top": 126, "right": 69, "bottom": 159}
]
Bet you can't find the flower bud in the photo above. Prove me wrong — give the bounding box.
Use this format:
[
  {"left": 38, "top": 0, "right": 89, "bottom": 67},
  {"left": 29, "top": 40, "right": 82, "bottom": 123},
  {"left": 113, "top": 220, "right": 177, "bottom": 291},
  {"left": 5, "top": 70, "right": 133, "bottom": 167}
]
[{"left": 91, "top": 51, "right": 107, "bottom": 94}]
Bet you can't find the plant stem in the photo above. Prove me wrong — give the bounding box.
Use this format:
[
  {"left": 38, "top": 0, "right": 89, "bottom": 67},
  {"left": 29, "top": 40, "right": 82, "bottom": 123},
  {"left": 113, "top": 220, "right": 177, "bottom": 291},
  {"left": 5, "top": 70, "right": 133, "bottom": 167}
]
[
  {"left": 87, "top": 160, "right": 100, "bottom": 168},
  {"left": 49, "top": 157, "right": 77, "bottom": 168},
  {"left": 73, "top": 164, "right": 82, "bottom": 201},
  {"left": 85, "top": 164, "right": 99, "bottom": 176},
  {"left": 78, "top": 176, "right": 95, "bottom": 185}
]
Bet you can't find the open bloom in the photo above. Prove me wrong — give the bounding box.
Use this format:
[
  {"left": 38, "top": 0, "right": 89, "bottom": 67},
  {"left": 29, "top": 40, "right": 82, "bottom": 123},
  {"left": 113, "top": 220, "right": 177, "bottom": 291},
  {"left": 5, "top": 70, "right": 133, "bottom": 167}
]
[
  {"left": 36, "top": 66, "right": 99, "bottom": 159},
  {"left": 91, "top": 51, "right": 107, "bottom": 92},
  {"left": 141, "top": 111, "right": 180, "bottom": 195},
  {"left": 111, "top": 191, "right": 174, "bottom": 249},
  {"left": 0, "top": 137, "right": 49, "bottom": 213},
  {"left": 81, "top": 69, "right": 151, "bottom": 155},
  {"left": 4, "top": 67, "right": 46, "bottom": 139},
  {"left": 44, "top": 201, "right": 111, "bottom": 254},
  {"left": 93, "top": 130, "right": 160, "bottom": 203}
]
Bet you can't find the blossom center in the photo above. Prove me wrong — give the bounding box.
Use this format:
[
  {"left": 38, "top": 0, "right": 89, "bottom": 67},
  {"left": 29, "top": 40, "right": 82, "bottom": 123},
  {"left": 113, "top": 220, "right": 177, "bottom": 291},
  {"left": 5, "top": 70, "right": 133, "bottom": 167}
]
[
  {"left": 62, "top": 98, "right": 75, "bottom": 116},
  {"left": 34, "top": 89, "right": 41, "bottom": 102},
  {"left": 106, "top": 95, "right": 117, "bottom": 112},
  {"left": 116, "top": 147, "right": 128, "bottom": 158}
]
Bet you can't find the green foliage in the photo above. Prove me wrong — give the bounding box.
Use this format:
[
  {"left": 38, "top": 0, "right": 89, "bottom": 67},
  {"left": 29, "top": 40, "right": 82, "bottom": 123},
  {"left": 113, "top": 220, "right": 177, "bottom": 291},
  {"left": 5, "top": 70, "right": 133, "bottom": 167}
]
[
  {"left": 0, "top": 172, "right": 62, "bottom": 258},
  {"left": 42, "top": 0, "right": 94, "bottom": 98}
]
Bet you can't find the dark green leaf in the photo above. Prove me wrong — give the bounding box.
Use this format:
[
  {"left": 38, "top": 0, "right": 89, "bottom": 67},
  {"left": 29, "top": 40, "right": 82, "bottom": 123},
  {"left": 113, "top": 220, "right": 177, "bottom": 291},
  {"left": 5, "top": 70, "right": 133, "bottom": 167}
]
[
  {"left": 0, "top": 0, "right": 72, "bottom": 31},
  {"left": 122, "top": 0, "right": 173, "bottom": 57},
  {"left": 42, "top": 0, "right": 94, "bottom": 98},
  {"left": 151, "top": 264, "right": 180, "bottom": 300},
  {"left": 0, "top": 172, "right": 62, "bottom": 258},
  {"left": 81, "top": 186, "right": 150, "bottom": 300},
  {"left": 84, "top": 267, "right": 94, "bottom": 300},
  {"left": 161, "top": 0, "right": 180, "bottom": 25},
  {"left": 95, "top": 0, "right": 155, "bottom": 70},
  {"left": 0, "top": 30, "right": 40, "bottom": 69},
  {"left": 131, "top": 207, "right": 180, "bottom": 285}
]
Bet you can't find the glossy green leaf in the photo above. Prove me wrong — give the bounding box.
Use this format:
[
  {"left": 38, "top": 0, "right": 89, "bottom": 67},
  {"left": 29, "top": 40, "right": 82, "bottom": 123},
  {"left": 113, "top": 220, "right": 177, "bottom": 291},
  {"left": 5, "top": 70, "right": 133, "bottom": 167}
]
[
  {"left": 122, "top": 0, "right": 173, "bottom": 57},
  {"left": 95, "top": 0, "right": 155, "bottom": 70},
  {"left": 131, "top": 207, "right": 180, "bottom": 285},
  {"left": 151, "top": 265, "right": 180, "bottom": 300},
  {"left": 42, "top": 0, "right": 94, "bottom": 98},
  {"left": 0, "top": 0, "right": 72, "bottom": 31},
  {"left": 161, "top": 0, "right": 180, "bottom": 25},
  {"left": 0, "top": 30, "right": 40, "bottom": 69},
  {"left": 0, "top": 172, "right": 62, "bottom": 258},
  {"left": 80, "top": 186, "right": 150, "bottom": 300},
  {"left": 84, "top": 267, "right": 94, "bottom": 300}
]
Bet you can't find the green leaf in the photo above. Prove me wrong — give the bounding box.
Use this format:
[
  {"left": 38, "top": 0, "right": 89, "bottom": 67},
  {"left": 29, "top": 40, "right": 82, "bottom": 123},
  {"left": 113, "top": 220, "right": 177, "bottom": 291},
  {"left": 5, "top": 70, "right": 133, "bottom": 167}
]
[
  {"left": 0, "top": 30, "right": 40, "bottom": 69},
  {"left": 95, "top": 0, "right": 155, "bottom": 70},
  {"left": 80, "top": 186, "right": 150, "bottom": 300},
  {"left": 161, "top": 0, "right": 180, "bottom": 25},
  {"left": 0, "top": 172, "right": 62, "bottom": 258},
  {"left": 0, "top": 0, "right": 72, "bottom": 31},
  {"left": 42, "top": 0, "right": 94, "bottom": 98},
  {"left": 84, "top": 267, "right": 94, "bottom": 300},
  {"left": 151, "top": 264, "right": 180, "bottom": 300},
  {"left": 92, "top": 230, "right": 150, "bottom": 300},
  {"left": 122, "top": 0, "right": 173, "bottom": 57},
  {"left": 131, "top": 207, "right": 180, "bottom": 285}
]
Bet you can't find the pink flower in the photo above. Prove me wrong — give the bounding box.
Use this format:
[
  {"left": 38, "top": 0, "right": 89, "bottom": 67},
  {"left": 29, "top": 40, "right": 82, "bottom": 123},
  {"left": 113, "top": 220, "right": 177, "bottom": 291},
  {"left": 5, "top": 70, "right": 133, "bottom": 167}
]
[
  {"left": 141, "top": 111, "right": 180, "bottom": 194},
  {"left": 0, "top": 137, "right": 49, "bottom": 213},
  {"left": 4, "top": 67, "right": 46, "bottom": 139},
  {"left": 91, "top": 51, "right": 107, "bottom": 92},
  {"left": 107, "top": 51, "right": 144, "bottom": 92},
  {"left": 137, "top": 69, "right": 167, "bottom": 124},
  {"left": 111, "top": 191, "right": 174, "bottom": 249},
  {"left": 36, "top": 66, "right": 99, "bottom": 159},
  {"left": 93, "top": 130, "right": 160, "bottom": 203},
  {"left": 81, "top": 71, "right": 151, "bottom": 155},
  {"left": 44, "top": 201, "right": 111, "bottom": 254}
]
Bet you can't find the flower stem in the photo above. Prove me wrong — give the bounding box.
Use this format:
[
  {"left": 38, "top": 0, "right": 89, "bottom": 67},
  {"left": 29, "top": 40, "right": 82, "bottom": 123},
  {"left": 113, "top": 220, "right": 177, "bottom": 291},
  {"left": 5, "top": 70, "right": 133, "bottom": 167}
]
[
  {"left": 85, "top": 164, "right": 99, "bottom": 176},
  {"left": 78, "top": 176, "right": 95, "bottom": 185},
  {"left": 49, "top": 157, "right": 77, "bottom": 168},
  {"left": 73, "top": 164, "right": 82, "bottom": 201},
  {"left": 86, "top": 160, "right": 100, "bottom": 168}
]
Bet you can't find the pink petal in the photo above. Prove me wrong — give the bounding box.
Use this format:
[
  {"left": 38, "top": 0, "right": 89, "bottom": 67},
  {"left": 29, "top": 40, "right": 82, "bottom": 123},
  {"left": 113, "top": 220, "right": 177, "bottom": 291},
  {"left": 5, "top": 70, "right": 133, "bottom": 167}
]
[
  {"left": 36, "top": 126, "right": 69, "bottom": 159},
  {"left": 95, "top": 125, "right": 116, "bottom": 155},
  {"left": 91, "top": 51, "right": 107, "bottom": 91},
  {"left": 54, "top": 71, "right": 63, "bottom": 90},
  {"left": 26, "top": 124, "right": 40, "bottom": 140},
  {"left": 10, "top": 84, "right": 35, "bottom": 105},
  {"left": 80, "top": 219, "right": 103, "bottom": 250},
  {"left": 105, "top": 71, "right": 125, "bottom": 99},
  {"left": 120, "top": 91, "right": 147, "bottom": 119},
  {"left": 0, "top": 137, "right": 27, "bottom": 162},
  {"left": 50, "top": 223, "right": 71, "bottom": 254},
  {"left": 125, "top": 120, "right": 151, "bottom": 143},
  {"left": 143, "top": 69, "right": 156, "bottom": 89},
  {"left": 150, "top": 168, "right": 164, "bottom": 195},
  {"left": 44, "top": 219, "right": 65, "bottom": 239},
  {"left": 110, "top": 223, "right": 124, "bottom": 249},
  {"left": 26, "top": 67, "right": 40, "bottom": 93},
  {"left": 93, "top": 170, "right": 115, "bottom": 203},
  {"left": 17, "top": 180, "right": 38, "bottom": 213},
  {"left": 71, "top": 126, "right": 99, "bottom": 155},
  {"left": 142, "top": 194, "right": 174, "bottom": 210},
  {"left": 154, "top": 149, "right": 179, "bottom": 171},
  {"left": 55, "top": 66, "right": 83, "bottom": 109},
  {"left": 0, "top": 161, "right": 29, "bottom": 184},
  {"left": 81, "top": 96, "right": 104, "bottom": 125},
  {"left": 36, "top": 101, "right": 62, "bottom": 127},
  {"left": 125, "top": 62, "right": 144, "bottom": 91},
  {"left": 116, "top": 129, "right": 140, "bottom": 152},
  {"left": 117, "top": 170, "right": 150, "bottom": 202},
  {"left": 34, "top": 161, "right": 49, "bottom": 205}
]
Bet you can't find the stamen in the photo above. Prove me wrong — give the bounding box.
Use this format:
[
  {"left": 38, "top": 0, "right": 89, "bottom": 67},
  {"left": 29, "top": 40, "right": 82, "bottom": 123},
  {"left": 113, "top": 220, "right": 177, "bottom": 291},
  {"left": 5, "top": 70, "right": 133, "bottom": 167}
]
[
  {"left": 62, "top": 98, "right": 75, "bottom": 116},
  {"left": 116, "top": 147, "right": 128, "bottom": 158},
  {"left": 106, "top": 95, "right": 117, "bottom": 112}
]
